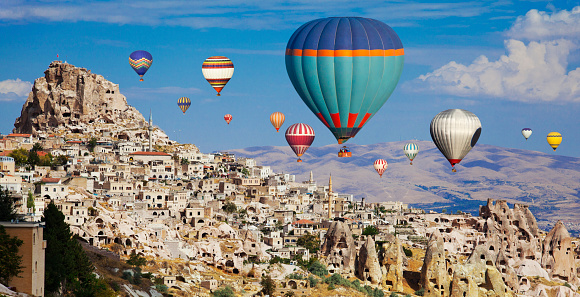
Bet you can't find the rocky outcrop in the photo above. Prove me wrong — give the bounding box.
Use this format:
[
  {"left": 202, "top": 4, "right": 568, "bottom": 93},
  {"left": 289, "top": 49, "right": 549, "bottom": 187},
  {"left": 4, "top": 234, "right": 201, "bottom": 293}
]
[
  {"left": 356, "top": 236, "right": 382, "bottom": 284},
  {"left": 478, "top": 199, "right": 541, "bottom": 261},
  {"left": 421, "top": 230, "right": 451, "bottom": 297},
  {"left": 320, "top": 221, "right": 356, "bottom": 275},
  {"left": 541, "top": 221, "right": 579, "bottom": 285},
  {"left": 14, "top": 61, "right": 171, "bottom": 144},
  {"left": 379, "top": 238, "right": 404, "bottom": 292}
]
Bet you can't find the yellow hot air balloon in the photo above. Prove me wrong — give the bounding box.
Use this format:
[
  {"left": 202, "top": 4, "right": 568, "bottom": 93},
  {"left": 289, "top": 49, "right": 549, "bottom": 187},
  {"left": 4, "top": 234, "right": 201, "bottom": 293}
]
[
  {"left": 546, "top": 132, "right": 562, "bottom": 151},
  {"left": 270, "top": 112, "right": 285, "bottom": 132}
]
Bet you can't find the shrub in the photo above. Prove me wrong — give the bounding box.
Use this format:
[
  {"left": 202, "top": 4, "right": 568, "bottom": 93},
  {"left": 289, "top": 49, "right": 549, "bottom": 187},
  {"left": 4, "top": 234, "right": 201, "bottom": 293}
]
[
  {"left": 415, "top": 288, "right": 425, "bottom": 296},
  {"left": 328, "top": 283, "right": 335, "bottom": 290},
  {"left": 212, "top": 286, "right": 235, "bottom": 297},
  {"left": 403, "top": 246, "right": 413, "bottom": 257},
  {"left": 308, "top": 260, "right": 328, "bottom": 277},
  {"left": 390, "top": 292, "right": 398, "bottom": 297},
  {"left": 308, "top": 275, "right": 318, "bottom": 287}
]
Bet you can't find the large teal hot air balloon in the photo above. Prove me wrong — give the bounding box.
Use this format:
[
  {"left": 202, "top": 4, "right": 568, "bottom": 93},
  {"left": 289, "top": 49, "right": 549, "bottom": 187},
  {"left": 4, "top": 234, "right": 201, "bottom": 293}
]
[{"left": 286, "top": 17, "right": 404, "bottom": 144}]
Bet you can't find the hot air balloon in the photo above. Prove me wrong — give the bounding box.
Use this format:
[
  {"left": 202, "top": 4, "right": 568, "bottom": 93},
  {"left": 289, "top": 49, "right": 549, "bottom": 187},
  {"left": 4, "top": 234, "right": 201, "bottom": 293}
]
[
  {"left": 374, "top": 159, "right": 388, "bottom": 178},
  {"left": 522, "top": 128, "right": 532, "bottom": 140},
  {"left": 404, "top": 143, "right": 419, "bottom": 165},
  {"left": 430, "top": 109, "right": 481, "bottom": 172},
  {"left": 129, "top": 50, "right": 153, "bottom": 81},
  {"left": 285, "top": 123, "right": 315, "bottom": 162},
  {"left": 285, "top": 17, "right": 404, "bottom": 148},
  {"left": 224, "top": 114, "right": 233, "bottom": 125},
  {"left": 202, "top": 56, "right": 234, "bottom": 96},
  {"left": 547, "top": 132, "right": 562, "bottom": 151},
  {"left": 177, "top": 97, "right": 191, "bottom": 114},
  {"left": 270, "top": 112, "right": 285, "bottom": 132}
]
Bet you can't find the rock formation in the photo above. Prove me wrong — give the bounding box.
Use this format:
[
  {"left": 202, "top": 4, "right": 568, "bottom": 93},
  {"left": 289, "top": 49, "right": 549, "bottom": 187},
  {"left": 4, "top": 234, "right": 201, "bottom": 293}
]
[
  {"left": 356, "top": 236, "right": 382, "bottom": 284},
  {"left": 13, "top": 61, "right": 171, "bottom": 145},
  {"left": 541, "top": 221, "right": 579, "bottom": 285},
  {"left": 421, "top": 230, "right": 451, "bottom": 297},
  {"left": 379, "top": 238, "right": 404, "bottom": 292},
  {"left": 478, "top": 199, "right": 540, "bottom": 261},
  {"left": 320, "top": 221, "right": 356, "bottom": 275}
]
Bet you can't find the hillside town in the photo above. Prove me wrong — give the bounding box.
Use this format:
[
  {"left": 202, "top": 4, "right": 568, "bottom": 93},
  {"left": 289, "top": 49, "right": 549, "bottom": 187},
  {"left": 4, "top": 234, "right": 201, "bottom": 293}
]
[{"left": 1, "top": 61, "right": 579, "bottom": 297}]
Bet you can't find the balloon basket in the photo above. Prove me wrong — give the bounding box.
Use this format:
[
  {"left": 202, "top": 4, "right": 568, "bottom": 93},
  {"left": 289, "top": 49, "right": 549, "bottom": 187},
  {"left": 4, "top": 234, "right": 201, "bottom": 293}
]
[
  {"left": 297, "top": 159, "right": 302, "bottom": 163},
  {"left": 139, "top": 78, "right": 144, "bottom": 82},
  {"left": 452, "top": 168, "right": 457, "bottom": 173},
  {"left": 217, "top": 93, "right": 221, "bottom": 96},
  {"left": 338, "top": 151, "right": 352, "bottom": 158},
  {"left": 410, "top": 162, "right": 413, "bottom": 165}
]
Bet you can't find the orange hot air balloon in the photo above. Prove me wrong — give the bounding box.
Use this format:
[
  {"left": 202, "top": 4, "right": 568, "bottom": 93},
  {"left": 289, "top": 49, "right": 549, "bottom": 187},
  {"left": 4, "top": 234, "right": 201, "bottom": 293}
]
[
  {"left": 224, "top": 114, "right": 233, "bottom": 125},
  {"left": 270, "top": 112, "right": 285, "bottom": 132}
]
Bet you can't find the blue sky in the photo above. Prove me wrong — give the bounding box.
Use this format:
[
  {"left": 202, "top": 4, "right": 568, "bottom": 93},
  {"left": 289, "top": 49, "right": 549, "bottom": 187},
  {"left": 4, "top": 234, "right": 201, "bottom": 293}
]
[{"left": 1, "top": 0, "right": 580, "bottom": 158}]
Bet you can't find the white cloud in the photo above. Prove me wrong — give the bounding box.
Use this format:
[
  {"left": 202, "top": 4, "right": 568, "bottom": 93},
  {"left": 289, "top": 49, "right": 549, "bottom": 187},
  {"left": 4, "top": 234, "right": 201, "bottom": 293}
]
[
  {"left": 0, "top": 78, "right": 32, "bottom": 101},
  {"left": 416, "top": 39, "right": 580, "bottom": 103},
  {"left": 507, "top": 6, "right": 580, "bottom": 41}
]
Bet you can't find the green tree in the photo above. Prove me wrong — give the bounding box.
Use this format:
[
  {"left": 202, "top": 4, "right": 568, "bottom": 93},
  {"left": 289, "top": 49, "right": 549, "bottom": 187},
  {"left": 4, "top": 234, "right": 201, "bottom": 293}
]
[
  {"left": 26, "top": 191, "right": 35, "bottom": 213},
  {"left": 260, "top": 275, "right": 276, "bottom": 296},
  {"left": 223, "top": 202, "right": 237, "bottom": 214},
  {"left": 296, "top": 233, "right": 321, "bottom": 254},
  {"left": 308, "top": 260, "right": 328, "bottom": 277},
  {"left": 43, "top": 202, "right": 107, "bottom": 296},
  {"left": 53, "top": 155, "right": 69, "bottom": 166},
  {"left": 362, "top": 225, "right": 379, "bottom": 237},
  {"left": 0, "top": 225, "right": 23, "bottom": 285},
  {"left": 212, "top": 286, "right": 235, "bottom": 297},
  {"left": 181, "top": 158, "right": 190, "bottom": 165},
  {"left": 27, "top": 150, "right": 39, "bottom": 168},
  {"left": 0, "top": 187, "right": 17, "bottom": 221},
  {"left": 39, "top": 153, "right": 53, "bottom": 166},
  {"left": 126, "top": 251, "right": 147, "bottom": 268},
  {"left": 31, "top": 142, "right": 43, "bottom": 152},
  {"left": 8, "top": 148, "right": 28, "bottom": 167},
  {"left": 87, "top": 137, "right": 98, "bottom": 152}
]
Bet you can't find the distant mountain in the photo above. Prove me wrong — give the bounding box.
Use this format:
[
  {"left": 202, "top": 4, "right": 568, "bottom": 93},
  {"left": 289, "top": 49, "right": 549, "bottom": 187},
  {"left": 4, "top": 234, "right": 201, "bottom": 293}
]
[{"left": 229, "top": 141, "right": 580, "bottom": 233}]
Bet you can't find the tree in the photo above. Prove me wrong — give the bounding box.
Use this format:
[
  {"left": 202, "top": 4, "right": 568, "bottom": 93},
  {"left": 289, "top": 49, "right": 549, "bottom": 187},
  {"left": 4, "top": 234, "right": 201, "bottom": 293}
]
[
  {"left": 260, "top": 275, "right": 276, "bottom": 296},
  {"left": 26, "top": 191, "right": 35, "bottom": 213},
  {"left": 126, "top": 251, "right": 147, "bottom": 268},
  {"left": 31, "top": 142, "right": 43, "bottom": 152},
  {"left": 43, "top": 202, "right": 107, "bottom": 295},
  {"left": 308, "top": 260, "right": 328, "bottom": 277},
  {"left": 223, "top": 202, "right": 237, "bottom": 214},
  {"left": 39, "top": 153, "right": 53, "bottom": 166},
  {"left": 0, "top": 225, "right": 23, "bottom": 285},
  {"left": 27, "top": 150, "right": 40, "bottom": 168},
  {"left": 53, "top": 155, "right": 69, "bottom": 166},
  {"left": 296, "top": 233, "right": 321, "bottom": 254},
  {"left": 87, "top": 137, "right": 98, "bottom": 152},
  {"left": 0, "top": 187, "right": 17, "bottom": 221},
  {"left": 212, "top": 286, "right": 235, "bottom": 297},
  {"left": 362, "top": 225, "right": 379, "bottom": 237},
  {"left": 181, "top": 158, "right": 189, "bottom": 165},
  {"left": 8, "top": 148, "right": 28, "bottom": 167}
]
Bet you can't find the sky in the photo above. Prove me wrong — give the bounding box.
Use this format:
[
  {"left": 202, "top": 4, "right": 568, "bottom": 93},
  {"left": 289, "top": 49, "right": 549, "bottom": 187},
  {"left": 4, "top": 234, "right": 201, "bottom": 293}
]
[{"left": 1, "top": 0, "right": 580, "bottom": 158}]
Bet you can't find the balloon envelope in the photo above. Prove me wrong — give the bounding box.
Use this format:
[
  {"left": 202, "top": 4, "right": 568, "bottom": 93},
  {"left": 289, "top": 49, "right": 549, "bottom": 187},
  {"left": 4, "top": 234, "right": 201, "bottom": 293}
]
[
  {"left": 177, "top": 97, "right": 191, "bottom": 114},
  {"left": 129, "top": 50, "right": 153, "bottom": 81},
  {"left": 224, "top": 114, "right": 233, "bottom": 125},
  {"left": 202, "top": 56, "right": 234, "bottom": 96},
  {"left": 546, "top": 132, "right": 562, "bottom": 151},
  {"left": 374, "top": 159, "right": 388, "bottom": 177},
  {"left": 285, "top": 123, "right": 315, "bottom": 161},
  {"left": 270, "top": 112, "right": 285, "bottom": 132},
  {"left": 286, "top": 17, "right": 404, "bottom": 144},
  {"left": 430, "top": 109, "right": 481, "bottom": 169},
  {"left": 404, "top": 143, "right": 419, "bottom": 164},
  {"left": 522, "top": 128, "right": 532, "bottom": 140}
]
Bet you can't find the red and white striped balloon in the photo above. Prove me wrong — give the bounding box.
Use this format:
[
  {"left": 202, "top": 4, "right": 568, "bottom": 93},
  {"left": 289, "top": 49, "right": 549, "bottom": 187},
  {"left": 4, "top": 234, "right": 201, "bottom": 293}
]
[
  {"left": 224, "top": 114, "right": 233, "bottom": 125},
  {"left": 374, "top": 159, "right": 388, "bottom": 177},
  {"left": 285, "top": 123, "right": 315, "bottom": 162}
]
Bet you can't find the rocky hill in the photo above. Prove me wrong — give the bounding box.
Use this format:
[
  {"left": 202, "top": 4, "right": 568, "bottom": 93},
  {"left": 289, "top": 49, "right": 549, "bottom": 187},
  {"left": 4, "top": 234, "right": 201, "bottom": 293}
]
[
  {"left": 228, "top": 141, "right": 580, "bottom": 234},
  {"left": 13, "top": 61, "right": 171, "bottom": 144}
]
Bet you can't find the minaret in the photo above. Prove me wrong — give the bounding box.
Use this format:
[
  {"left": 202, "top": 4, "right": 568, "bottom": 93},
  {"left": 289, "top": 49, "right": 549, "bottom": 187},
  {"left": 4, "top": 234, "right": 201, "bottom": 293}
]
[
  {"left": 148, "top": 110, "right": 153, "bottom": 152},
  {"left": 328, "top": 174, "right": 333, "bottom": 220},
  {"left": 309, "top": 171, "right": 314, "bottom": 184}
]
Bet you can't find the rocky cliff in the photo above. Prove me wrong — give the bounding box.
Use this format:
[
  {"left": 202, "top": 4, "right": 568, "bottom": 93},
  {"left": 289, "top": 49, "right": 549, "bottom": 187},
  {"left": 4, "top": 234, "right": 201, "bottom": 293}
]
[{"left": 13, "top": 61, "right": 171, "bottom": 144}]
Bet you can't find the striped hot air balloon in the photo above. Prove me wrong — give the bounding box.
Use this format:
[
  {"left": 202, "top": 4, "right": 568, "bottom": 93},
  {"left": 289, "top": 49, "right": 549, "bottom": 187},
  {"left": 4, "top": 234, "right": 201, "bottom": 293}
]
[
  {"left": 129, "top": 50, "right": 153, "bottom": 81},
  {"left": 224, "top": 114, "right": 233, "bottom": 125},
  {"left": 286, "top": 17, "right": 404, "bottom": 144},
  {"left": 270, "top": 112, "right": 285, "bottom": 132},
  {"left": 202, "top": 56, "right": 234, "bottom": 96},
  {"left": 404, "top": 143, "right": 419, "bottom": 165},
  {"left": 177, "top": 97, "right": 191, "bottom": 114},
  {"left": 285, "top": 123, "right": 315, "bottom": 162},
  {"left": 374, "top": 159, "right": 388, "bottom": 178},
  {"left": 547, "top": 132, "right": 562, "bottom": 151},
  {"left": 430, "top": 109, "right": 481, "bottom": 172}
]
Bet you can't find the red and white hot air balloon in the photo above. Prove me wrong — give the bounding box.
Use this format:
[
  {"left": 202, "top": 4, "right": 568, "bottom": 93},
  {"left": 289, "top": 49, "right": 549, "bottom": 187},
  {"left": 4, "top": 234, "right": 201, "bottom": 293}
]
[
  {"left": 285, "top": 123, "right": 315, "bottom": 162},
  {"left": 270, "top": 112, "right": 285, "bottom": 132},
  {"left": 374, "top": 159, "right": 388, "bottom": 178},
  {"left": 224, "top": 114, "right": 233, "bottom": 125}
]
